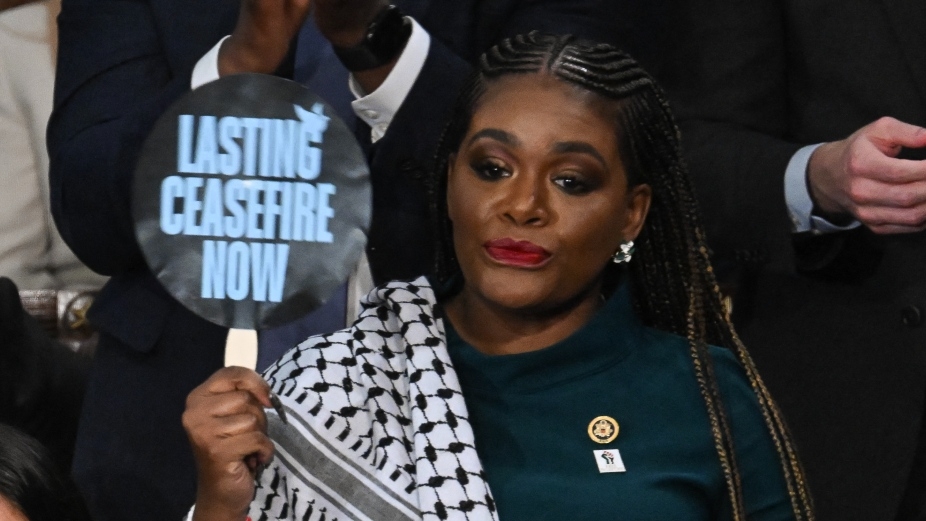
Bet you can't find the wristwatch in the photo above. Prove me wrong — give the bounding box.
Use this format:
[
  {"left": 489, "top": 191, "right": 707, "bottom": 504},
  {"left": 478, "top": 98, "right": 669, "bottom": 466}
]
[{"left": 332, "top": 5, "right": 412, "bottom": 72}]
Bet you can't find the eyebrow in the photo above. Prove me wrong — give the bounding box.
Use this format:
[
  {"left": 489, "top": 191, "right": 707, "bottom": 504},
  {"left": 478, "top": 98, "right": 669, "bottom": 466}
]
[
  {"left": 466, "top": 128, "right": 521, "bottom": 148},
  {"left": 466, "top": 129, "right": 609, "bottom": 169},
  {"left": 552, "top": 141, "right": 608, "bottom": 169}
]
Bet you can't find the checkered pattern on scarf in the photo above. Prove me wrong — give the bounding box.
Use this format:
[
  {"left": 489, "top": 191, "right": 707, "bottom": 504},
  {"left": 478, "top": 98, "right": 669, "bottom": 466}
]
[{"left": 253, "top": 277, "right": 499, "bottom": 521}]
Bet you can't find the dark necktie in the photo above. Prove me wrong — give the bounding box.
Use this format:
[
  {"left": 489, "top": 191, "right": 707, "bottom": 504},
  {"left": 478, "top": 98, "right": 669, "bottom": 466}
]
[
  {"left": 256, "top": 18, "right": 358, "bottom": 370},
  {"left": 257, "top": 2, "right": 424, "bottom": 369},
  {"left": 293, "top": 20, "right": 357, "bottom": 128}
]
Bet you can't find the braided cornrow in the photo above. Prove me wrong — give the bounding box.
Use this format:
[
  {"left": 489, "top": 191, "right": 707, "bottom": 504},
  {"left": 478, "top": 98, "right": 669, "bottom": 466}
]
[{"left": 429, "top": 32, "right": 814, "bottom": 520}]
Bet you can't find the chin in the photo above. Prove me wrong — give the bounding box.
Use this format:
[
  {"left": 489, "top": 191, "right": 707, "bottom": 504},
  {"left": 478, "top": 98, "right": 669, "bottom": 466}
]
[
  {"left": 464, "top": 260, "right": 606, "bottom": 316},
  {"left": 469, "top": 268, "right": 563, "bottom": 311}
]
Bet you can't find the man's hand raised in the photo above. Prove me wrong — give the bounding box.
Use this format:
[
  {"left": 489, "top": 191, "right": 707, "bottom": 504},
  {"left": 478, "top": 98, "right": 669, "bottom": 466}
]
[
  {"left": 313, "top": 0, "right": 389, "bottom": 48},
  {"left": 216, "top": 0, "right": 402, "bottom": 96},
  {"left": 218, "top": 0, "right": 312, "bottom": 76},
  {"left": 808, "top": 116, "right": 926, "bottom": 234}
]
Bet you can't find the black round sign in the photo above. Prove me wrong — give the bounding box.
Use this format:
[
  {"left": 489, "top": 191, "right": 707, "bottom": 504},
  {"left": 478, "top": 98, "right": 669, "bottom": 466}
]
[{"left": 133, "top": 74, "right": 370, "bottom": 330}]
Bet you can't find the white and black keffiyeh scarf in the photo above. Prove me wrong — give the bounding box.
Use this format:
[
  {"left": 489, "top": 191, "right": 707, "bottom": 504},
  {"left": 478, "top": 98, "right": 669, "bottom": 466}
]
[{"left": 251, "top": 277, "right": 499, "bottom": 521}]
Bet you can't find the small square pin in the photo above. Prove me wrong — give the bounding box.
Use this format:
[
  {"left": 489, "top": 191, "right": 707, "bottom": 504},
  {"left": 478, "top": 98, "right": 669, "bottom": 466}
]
[{"left": 593, "top": 449, "right": 626, "bottom": 473}]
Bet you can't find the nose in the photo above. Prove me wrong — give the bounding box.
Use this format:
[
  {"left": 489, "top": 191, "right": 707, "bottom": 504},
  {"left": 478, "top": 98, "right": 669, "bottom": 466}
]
[{"left": 501, "top": 170, "right": 550, "bottom": 226}]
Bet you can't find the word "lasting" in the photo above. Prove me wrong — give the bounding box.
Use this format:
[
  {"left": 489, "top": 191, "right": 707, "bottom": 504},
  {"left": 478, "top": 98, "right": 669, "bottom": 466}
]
[{"left": 158, "top": 104, "right": 341, "bottom": 303}]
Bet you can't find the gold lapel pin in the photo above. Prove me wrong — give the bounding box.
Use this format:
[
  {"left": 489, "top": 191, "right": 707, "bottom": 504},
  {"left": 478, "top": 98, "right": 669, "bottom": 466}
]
[{"left": 588, "top": 416, "right": 619, "bottom": 444}]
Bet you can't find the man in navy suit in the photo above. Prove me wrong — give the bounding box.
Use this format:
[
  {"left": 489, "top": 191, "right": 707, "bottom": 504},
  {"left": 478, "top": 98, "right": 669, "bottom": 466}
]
[
  {"left": 671, "top": 0, "right": 926, "bottom": 518},
  {"left": 48, "top": 1, "right": 662, "bottom": 518}
]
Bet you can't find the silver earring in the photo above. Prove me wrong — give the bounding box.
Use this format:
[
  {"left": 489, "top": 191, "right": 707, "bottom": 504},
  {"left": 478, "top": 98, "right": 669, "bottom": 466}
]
[{"left": 612, "top": 240, "right": 635, "bottom": 264}]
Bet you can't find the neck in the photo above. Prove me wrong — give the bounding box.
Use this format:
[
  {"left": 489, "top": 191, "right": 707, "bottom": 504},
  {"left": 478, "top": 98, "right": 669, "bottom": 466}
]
[{"left": 443, "top": 282, "right": 604, "bottom": 356}]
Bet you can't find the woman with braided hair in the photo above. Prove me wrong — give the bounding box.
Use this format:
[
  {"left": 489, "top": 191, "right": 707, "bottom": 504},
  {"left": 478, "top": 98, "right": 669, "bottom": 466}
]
[{"left": 182, "top": 32, "right": 813, "bottom": 521}]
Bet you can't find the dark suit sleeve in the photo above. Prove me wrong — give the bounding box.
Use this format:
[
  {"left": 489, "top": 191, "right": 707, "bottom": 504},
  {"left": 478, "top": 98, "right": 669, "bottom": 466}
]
[
  {"left": 47, "top": 0, "right": 233, "bottom": 276},
  {"left": 670, "top": 0, "right": 804, "bottom": 273},
  {"left": 365, "top": 0, "right": 663, "bottom": 282}
]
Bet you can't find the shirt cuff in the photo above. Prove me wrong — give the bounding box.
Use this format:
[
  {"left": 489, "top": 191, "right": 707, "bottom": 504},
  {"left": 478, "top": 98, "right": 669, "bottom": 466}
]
[
  {"left": 191, "top": 36, "right": 229, "bottom": 90},
  {"left": 784, "top": 143, "right": 860, "bottom": 234},
  {"left": 349, "top": 17, "right": 430, "bottom": 143}
]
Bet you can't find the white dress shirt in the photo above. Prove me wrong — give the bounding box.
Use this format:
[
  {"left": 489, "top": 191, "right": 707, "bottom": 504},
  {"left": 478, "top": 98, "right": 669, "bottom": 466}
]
[
  {"left": 191, "top": 18, "right": 431, "bottom": 144},
  {"left": 784, "top": 144, "right": 860, "bottom": 234}
]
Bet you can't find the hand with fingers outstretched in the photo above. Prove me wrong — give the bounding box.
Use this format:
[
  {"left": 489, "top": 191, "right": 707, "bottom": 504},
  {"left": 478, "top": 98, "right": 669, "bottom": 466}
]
[
  {"left": 808, "top": 116, "right": 926, "bottom": 234},
  {"left": 183, "top": 367, "right": 275, "bottom": 521}
]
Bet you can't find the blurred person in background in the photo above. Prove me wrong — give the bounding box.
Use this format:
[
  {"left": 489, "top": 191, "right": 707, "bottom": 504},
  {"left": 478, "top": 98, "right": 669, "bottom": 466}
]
[
  {"left": 0, "top": 0, "right": 103, "bottom": 495},
  {"left": 0, "top": 423, "right": 92, "bottom": 521},
  {"left": 671, "top": 0, "right": 926, "bottom": 518},
  {"left": 0, "top": 277, "right": 88, "bottom": 476},
  {"left": 0, "top": 0, "right": 105, "bottom": 291}
]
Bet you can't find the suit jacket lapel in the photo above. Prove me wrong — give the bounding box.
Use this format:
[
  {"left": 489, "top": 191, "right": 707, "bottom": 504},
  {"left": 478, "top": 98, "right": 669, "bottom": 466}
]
[{"left": 879, "top": 0, "right": 926, "bottom": 103}]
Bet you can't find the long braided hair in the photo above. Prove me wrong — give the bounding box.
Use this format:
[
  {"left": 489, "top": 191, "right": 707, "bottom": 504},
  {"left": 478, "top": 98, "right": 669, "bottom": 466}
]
[{"left": 429, "top": 32, "right": 814, "bottom": 520}]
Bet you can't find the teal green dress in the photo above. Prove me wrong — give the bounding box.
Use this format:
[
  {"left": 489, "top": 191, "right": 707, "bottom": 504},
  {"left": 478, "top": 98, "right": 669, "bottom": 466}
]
[{"left": 444, "top": 286, "right": 793, "bottom": 520}]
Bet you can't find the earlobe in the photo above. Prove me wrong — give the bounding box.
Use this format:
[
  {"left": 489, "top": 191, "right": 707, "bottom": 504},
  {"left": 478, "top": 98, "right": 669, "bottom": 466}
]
[{"left": 622, "top": 184, "right": 652, "bottom": 242}]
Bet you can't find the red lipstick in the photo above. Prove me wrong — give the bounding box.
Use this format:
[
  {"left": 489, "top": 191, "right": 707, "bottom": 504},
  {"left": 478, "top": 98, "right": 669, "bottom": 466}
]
[{"left": 484, "top": 238, "right": 551, "bottom": 267}]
